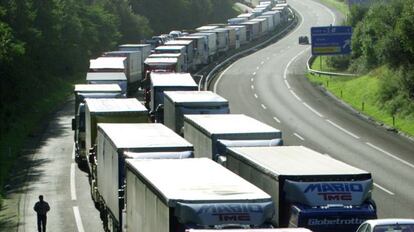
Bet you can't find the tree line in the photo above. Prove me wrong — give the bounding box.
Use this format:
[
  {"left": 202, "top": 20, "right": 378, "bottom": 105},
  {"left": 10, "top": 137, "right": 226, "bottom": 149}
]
[
  {"left": 328, "top": 0, "right": 414, "bottom": 116},
  {"left": 0, "top": 0, "right": 236, "bottom": 137}
]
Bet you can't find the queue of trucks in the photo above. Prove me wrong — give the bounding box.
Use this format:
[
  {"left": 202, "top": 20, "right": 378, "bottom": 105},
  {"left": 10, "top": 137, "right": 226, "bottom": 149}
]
[{"left": 70, "top": 0, "right": 378, "bottom": 231}]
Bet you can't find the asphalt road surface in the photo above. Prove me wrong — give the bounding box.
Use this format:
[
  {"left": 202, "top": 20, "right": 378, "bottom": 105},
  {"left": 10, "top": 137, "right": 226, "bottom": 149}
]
[
  {"left": 14, "top": 100, "right": 104, "bottom": 232},
  {"left": 212, "top": 0, "right": 414, "bottom": 218}
]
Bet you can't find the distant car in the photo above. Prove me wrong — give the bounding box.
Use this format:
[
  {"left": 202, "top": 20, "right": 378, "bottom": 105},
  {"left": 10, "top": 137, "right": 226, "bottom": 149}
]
[
  {"left": 356, "top": 219, "right": 414, "bottom": 232},
  {"left": 299, "top": 36, "right": 309, "bottom": 44}
]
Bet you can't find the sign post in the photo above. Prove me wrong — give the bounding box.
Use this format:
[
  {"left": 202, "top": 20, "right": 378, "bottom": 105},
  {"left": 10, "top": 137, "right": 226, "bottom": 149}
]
[{"left": 311, "top": 26, "right": 352, "bottom": 56}]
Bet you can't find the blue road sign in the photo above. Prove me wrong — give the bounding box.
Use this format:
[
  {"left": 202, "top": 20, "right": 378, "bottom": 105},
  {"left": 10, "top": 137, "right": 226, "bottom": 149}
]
[{"left": 311, "top": 26, "right": 352, "bottom": 56}]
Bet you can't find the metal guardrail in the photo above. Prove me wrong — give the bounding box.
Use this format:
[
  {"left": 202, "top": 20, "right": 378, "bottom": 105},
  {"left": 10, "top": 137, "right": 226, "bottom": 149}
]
[
  {"left": 200, "top": 8, "right": 300, "bottom": 90},
  {"left": 307, "top": 55, "right": 358, "bottom": 77}
]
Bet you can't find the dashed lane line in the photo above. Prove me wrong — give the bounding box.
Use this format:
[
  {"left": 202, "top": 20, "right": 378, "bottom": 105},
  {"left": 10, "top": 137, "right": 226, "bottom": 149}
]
[
  {"left": 251, "top": 85, "right": 254, "bottom": 90},
  {"left": 73, "top": 206, "right": 85, "bottom": 232},
  {"left": 254, "top": 94, "right": 258, "bottom": 99},
  {"left": 374, "top": 183, "right": 395, "bottom": 196},
  {"left": 273, "top": 116, "right": 281, "bottom": 123},
  {"left": 251, "top": 78, "right": 254, "bottom": 82},
  {"left": 71, "top": 163, "right": 76, "bottom": 201},
  {"left": 294, "top": 133, "right": 305, "bottom": 141},
  {"left": 261, "top": 104, "right": 267, "bottom": 110},
  {"left": 326, "top": 120, "right": 360, "bottom": 139},
  {"left": 261, "top": 61, "right": 264, "bottom": 65},
  {"left": 253, "top": 72, "right": 256, "bottom": 76},
  {"left": 366, "top": 142, "right": 414, "bottom": 169}
]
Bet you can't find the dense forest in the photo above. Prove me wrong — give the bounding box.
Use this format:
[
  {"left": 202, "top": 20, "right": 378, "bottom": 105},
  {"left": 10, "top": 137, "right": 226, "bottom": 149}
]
[
  {"left": 327, "top": 0, "right": 414, "bottom": 117},
  {"left": 0, "top": 0, "right": 236, "bottom": 191}
]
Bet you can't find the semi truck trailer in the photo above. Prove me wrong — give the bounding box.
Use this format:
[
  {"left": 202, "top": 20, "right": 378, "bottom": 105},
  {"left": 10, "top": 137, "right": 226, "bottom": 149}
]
[
  {"left": 95, "top": 123, "right": 194, "bottom": 232},
  {"left": 183, "top": 114, "right": 282, "bottom": 161},
  {"left": 86, "top": 72, "right": 128, "bottom": 95},
  {"left": 124, "top": 158, "right": 275, "bottom": 231},
  {"left": 148, "top": 72, "right": 198, "bottom": 122},
  {"left": 84, "top": 98, "right": 148, "bottom": 173},
  {"left": 163, "top": 91, "right": 229, "bottom": 134},
  {"left": 224, "top": 146, "right": 377, "bottom": 232},
  {"left": 72, "top": 84, "right": 123, "bottom": 162}
]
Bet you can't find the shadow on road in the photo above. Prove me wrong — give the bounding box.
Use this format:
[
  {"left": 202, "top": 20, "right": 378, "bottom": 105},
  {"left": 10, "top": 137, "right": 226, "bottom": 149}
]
[{"left": 0, "top": 100, "right": 74, "bottom": 231}]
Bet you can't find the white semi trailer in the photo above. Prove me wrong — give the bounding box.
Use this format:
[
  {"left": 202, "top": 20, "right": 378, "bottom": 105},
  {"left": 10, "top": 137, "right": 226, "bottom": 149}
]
[
  {"left": 124, "top": 158, "right": 275, "bottom": 231},
  {"left": 183, "top": 114, "right": 282, "bottom": 161},
  {"left": 95, "top": 123, "right": 194, "bottom": 232},
  {"left": 224, "top": 146, "right": 377, "bottom": 232},
  {"left": 163, "top": 91, "right": 229, "bottom": 134},
  {"left": 84, "top": 98, "right": 148, "bottom": 173},
  {"left": 148, "top": 72, "right": 198, "bottom": 122}
]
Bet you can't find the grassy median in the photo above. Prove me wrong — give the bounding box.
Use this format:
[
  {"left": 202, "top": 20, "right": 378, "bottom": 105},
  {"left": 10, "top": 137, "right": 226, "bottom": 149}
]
[{"left": 307, "top": 57, "right": 414, "bottom": 137}]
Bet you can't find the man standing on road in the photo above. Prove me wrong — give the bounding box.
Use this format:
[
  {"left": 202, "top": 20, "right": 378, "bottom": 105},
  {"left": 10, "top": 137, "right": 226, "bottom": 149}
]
[{"left": 33, "top": 195, "right": 50, "bottom": 232}]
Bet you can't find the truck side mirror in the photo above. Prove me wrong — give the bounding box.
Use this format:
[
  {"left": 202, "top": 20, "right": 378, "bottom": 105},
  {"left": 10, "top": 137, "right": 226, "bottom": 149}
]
[{"left": 71, "top": 118, "right": 76, "bottom": 130}]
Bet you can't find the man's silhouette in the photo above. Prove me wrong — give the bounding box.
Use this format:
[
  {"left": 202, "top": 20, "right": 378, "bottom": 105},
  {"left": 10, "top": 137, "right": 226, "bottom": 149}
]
[{"left": 33, "top": 195, "right": 50, "bottom": 232}]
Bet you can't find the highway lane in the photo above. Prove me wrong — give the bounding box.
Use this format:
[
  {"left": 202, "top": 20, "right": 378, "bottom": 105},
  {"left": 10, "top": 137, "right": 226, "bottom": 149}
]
[
  {"left": 212, "top": 0, "right": 414, "bottom": 218},
  {"left": 15, "top": 101, "right": 103, "bottom": 232}
]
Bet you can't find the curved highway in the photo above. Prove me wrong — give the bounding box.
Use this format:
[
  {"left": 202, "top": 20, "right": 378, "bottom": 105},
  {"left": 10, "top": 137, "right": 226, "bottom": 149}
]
[{"left": 212, "top": 0, "right": 414, "bottom": 218}]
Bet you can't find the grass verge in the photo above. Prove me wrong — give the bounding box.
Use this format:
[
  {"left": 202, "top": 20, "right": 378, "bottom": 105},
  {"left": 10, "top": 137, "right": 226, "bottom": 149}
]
[
  {"left": 0, "top": 74, "right": 83, "bottom": 206},
  {"left": 318, "top": 0, "right": 349, "bottom": 16},
  {"left": 308, "top": 57, "right": 414, "bottom": 137}
]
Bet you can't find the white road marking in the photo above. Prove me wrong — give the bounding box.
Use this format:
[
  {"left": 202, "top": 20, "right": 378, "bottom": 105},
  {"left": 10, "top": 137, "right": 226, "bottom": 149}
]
[
  {"left": 374, "top": 183, "right": 395, "bottom": 196},
  {"left": 366, "top": 142, "right": 414, "bottom": 169},
  {"left": 251, "top": 85, "right": 254, "bottom": 90},
  {"left": 72, "top": 144, "right": 75, "bottom": 160},
  {"left": 294, "top": 133, "right": 305, "bottom": 141},
  {"left": 251, "top": 78, "right": 254, "bottom": 82},
  {"left": 254, "top": 94, "right": 258, "bottom": 99},
  {"left": 273, "top": 116, "right": 281, "bottom": 123},
  {"left": 283, "top": 47, "right": 310, "bottom": 90},
  {"left": 261, "top": 104, "right": 267, "bottom": 110},
  {"left": 213, "top": 63, "right": 234, "bottom": 93},
  {"left": 266, "top": 57, "right": 270, "bottom": 60},
  {"left": 303, "top": 102, "right": 324, "bottom": 118},
  {"left": 253, "top": 72, "right": 256, "bottom": 76},
  {"left": 284, "top": 79, "right": 291, "bottom": 89},
  {"left": 326, "top": 120, "right": 360, "bottom": 139},
  {"left": 261, "top": 61, "right": 264, "bottom": 65},
  {"left": 71, "top": 163, "right": 77, "bottom": 201},
  {"left": 256, "top": 66, "right": 260, "bottom": 70},
  {"left": 73, "top": 206, "right": 85, "bottom": 232},
  {"left": 290, "top": 90, "right": 302, "bottom": 102}
]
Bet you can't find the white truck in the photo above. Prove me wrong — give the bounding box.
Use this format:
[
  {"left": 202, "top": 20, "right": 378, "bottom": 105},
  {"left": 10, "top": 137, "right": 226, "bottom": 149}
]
[
  {"left": 95, "top": 123, "right": 194, "bottom": 232},
  {"left": 154, "top": 45, "right": 188, "bottom": 71},
  {"left": 191, "top": 32, "right": 218, "bottom": 62},
  {"left": 124, "top": 158, "right": 275, "bottom": 231},
  {"left": 176, "top": 35, "right": 208, "bottom": 68},
  {"left": 86, "top": 72, "right": 128, "bottom": 95},
  {"left": 84, "top": 98, "right": 148, "bottom": 173},
  {"left": 118, "top": 44, "right": 151, "bottom": 71},
  {"left": 72, "top": 84, "right": 123, "bottom": 162},
  {"left": 163, "top": 91, "right": 229, "bottom": 134},
  {"left": 148, "top": 53, "right": 186, "bottom": 72},
  {"left": 207, "top": 28, "right": 229, "bottom": 53},
  {"left": 224, "top": 146, "right": 377, "bottom": 232},
  {"left": 164, "top": 40, "right": 195, "bottom": 71},
  {"left": 183, "top": 114, "right": 282, "bottom": 161},
  {"left": 102, "top": 51, "right": 142, "bottom": 94},
  {"left": 149, "top": 72, "right": 198, "bottom": 122},
  {"left": 227, "top": 25, "right": 248, "bottom": 45},
  {"left": 240, "top": 21, "right": 261, "bottom": 41}
]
